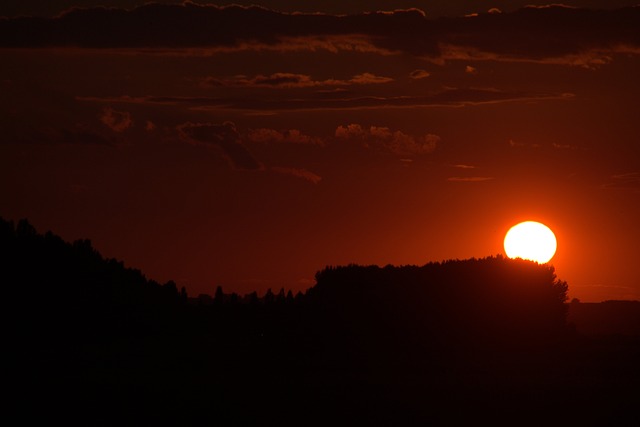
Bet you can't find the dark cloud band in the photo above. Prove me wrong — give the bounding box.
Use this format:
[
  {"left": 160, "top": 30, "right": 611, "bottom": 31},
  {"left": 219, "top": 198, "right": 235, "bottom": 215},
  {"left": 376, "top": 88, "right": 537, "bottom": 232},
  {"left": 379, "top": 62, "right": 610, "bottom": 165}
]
[{"left": 1, "top": 4, "right": 639, "bottom": 63}]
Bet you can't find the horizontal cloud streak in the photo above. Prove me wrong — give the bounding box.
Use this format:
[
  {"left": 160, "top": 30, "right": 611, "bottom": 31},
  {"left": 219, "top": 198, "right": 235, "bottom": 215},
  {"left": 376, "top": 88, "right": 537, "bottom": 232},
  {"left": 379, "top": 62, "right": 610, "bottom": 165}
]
[
  {"left": 0, "top": 4, "right": 432, "bottom": 52},
  {"left": 600, "top": 172, "right": 640, "bottom": 190},
  {"left": 77, "top": 88, "right": 568, "bottom": 112},
  {"left": 1, "top": 4, "right": 639, "bottom": 65},
  {"left": 447, "top": 177, "right": 495, "bottom": 182},
  {"left": 271, "top": 167, "right": 322, "bottom": 184},
  {"left": 201, "top": 72, "right": 393, "bottom": 88},
  {"left": 409, "top": 69, "right": 431, "bottom": 79}
]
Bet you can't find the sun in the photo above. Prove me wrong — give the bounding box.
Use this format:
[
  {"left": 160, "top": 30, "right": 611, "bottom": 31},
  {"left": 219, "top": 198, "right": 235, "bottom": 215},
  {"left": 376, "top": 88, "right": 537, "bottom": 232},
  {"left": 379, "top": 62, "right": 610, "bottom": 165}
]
[{"left": 504, "top": 221, "right": 557, "bottom": 264}]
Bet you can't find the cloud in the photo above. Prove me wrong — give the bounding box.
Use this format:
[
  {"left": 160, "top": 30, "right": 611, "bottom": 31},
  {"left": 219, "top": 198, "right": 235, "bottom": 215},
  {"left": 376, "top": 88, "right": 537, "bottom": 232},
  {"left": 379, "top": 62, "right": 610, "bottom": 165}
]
[
  {"left": 437, "top": 44, "right": 621, "bottom": 68},
  {"left": 335, "top": 123, "right": 439, "bottom": 156},
  {"left": 208, "top": 73, "right": 317, "bottom": 88},
  {"left": 99, "top": 107, "right": 132, "bottom": 132},
  {"left": 409, "top": 69, "right": 431, "bottom": 79},
  {"left": 601, "top": 172, "right": 640, "bottom": 191},
  {"left": 447, "top": 177, "right": 495, "bottom": 182},
  {"left": 201, "top": 72, "right": 393, "bottom": 88},
  {"left": 448, "top": 164, "right": 493, "bottom": 182},
  {"left": 177, "top": 122, "right": 262, "bottom": 170},
  {"left": 246, "top": 128, "right": 323, "bottom": 146},
  {"left": 271, "top": 167, "right": 322, "bottom": 184},
  {"left": 552, "top": 142, "right": 584, "bottom": 150},
  {"left": 2, "top": 4, "right": 640, "bottom": 65},
  {"left": 434, "top": 6, "right": 640, "bottom": 67},
  {"left": 465, "top": 65, "right": 478, "bottom": 74},
  {"left": 78, "top": 87, "right": 567, "bottom": 112},
  {"left": 172, "top": 122, "right": 324, "bottom": 178},
  {"left": 510, "top": 139, "right": 588, "bottom": 150},
  {"left": 347, "top": 73, "right": 394, "bottom": 85},
  {"left": 209, "top": 35, "right": 391, "bottom": 56},
  {"left": 0, "top": 4, "right": 429, "bottom": 53},
  {"left": 335, "top": 123, "right": 366, "bottom": 139}
]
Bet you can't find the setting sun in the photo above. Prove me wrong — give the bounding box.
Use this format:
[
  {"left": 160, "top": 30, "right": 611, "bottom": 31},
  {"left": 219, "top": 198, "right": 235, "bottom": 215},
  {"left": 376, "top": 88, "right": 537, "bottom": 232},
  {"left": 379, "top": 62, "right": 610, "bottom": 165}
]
[{"left": 504, "top": 221, "right": 557, "bottom": 264}]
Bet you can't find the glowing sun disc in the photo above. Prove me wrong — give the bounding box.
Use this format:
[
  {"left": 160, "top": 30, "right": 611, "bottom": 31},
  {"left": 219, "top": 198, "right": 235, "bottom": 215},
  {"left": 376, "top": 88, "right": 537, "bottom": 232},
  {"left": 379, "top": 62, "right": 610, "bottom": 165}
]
[{"left": 504, "top": 221, "right": 557, "bottom": 264}]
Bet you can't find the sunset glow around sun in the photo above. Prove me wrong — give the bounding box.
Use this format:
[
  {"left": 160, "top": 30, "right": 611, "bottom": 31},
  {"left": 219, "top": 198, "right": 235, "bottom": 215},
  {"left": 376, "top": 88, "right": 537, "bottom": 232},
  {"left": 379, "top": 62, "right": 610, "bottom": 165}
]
[{"left": 504, "top": 221, "right": 557, "bottom": 264}]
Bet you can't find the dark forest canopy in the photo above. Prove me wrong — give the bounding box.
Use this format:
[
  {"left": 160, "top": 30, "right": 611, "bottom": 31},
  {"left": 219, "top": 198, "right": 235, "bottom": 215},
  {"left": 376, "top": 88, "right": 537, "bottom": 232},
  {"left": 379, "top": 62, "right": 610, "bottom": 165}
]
[{"left": 309, "top": 259, "right": 569, "bottom": 346}]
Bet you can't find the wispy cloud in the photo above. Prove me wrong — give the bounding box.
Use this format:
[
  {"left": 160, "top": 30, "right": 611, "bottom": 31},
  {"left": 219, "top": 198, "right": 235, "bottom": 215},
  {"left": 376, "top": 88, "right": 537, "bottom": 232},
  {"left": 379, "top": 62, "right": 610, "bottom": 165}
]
[
  {"left": 271, "top": 167, "right": 322, "bottom": 184},
  {"left": 447, "top": 176, "right": 495, "bottom": 182},
  {"left": 200, "top": 72, "right": 393, "bottom": 89},
  {"left": 409, "top": 69, "right": 431, "bottom": 79},
  {"left": 552, "top": 142, "right": 584, "bottom": 150},
  {"left": 600, "top": 172, "right": 640, "bottom": 191},
  {"left": 77, "top": 88, "right": 568, "bottom": 112},
  {"left": 176, "top": 122, "right": 327, "bottom": 180},
  {"left": 508, "top": 139, "right": 542, "bottom": 149},
  {"left": 177, "top": 121, "right": 262, "bottom": 171},
  {"left": 99, "top": 107, "right": 132, "bottom": 132}
]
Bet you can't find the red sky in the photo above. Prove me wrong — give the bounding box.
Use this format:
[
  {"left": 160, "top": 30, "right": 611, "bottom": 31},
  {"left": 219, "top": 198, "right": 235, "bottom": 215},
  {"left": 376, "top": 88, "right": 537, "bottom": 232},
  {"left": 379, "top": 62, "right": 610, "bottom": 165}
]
[{"left": 2, "top": 1, "right": 640, "bottom": 301}]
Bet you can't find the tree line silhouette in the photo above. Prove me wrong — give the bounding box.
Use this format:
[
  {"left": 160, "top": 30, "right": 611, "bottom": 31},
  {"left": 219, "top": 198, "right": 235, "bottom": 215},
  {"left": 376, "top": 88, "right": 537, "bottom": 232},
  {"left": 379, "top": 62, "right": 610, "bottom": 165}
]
[{"left": 2, "top": 217, "right": 638, "bottom": 426}]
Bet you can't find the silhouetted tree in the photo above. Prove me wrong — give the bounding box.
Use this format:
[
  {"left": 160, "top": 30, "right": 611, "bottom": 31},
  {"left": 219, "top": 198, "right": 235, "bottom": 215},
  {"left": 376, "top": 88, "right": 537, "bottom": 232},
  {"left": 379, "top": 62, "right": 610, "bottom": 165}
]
[
  {"left": 264, "top": 288, "right": 275, "bottom": 304},
  {"left": 248, "top": 291, "right": 259, "bottom": 306},
  {"left": 229, "top": 292, "right": 239, "bottom": 305},
  {"left": 214, "top": 285, "right": 224, "bottom": 305}
]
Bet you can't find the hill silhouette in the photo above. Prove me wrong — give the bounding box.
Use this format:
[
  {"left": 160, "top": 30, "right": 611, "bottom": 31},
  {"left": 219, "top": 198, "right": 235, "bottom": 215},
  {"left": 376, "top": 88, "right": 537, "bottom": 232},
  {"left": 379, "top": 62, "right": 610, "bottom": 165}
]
[{"left": 3, "top": 217, "right": 639, "bottom": 426}]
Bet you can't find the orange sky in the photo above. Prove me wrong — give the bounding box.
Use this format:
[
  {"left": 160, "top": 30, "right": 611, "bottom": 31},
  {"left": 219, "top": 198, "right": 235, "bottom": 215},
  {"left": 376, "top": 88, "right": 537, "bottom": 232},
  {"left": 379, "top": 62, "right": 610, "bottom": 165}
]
[{"left": 1, "top": 2, "right": 640, "bottom": 301}]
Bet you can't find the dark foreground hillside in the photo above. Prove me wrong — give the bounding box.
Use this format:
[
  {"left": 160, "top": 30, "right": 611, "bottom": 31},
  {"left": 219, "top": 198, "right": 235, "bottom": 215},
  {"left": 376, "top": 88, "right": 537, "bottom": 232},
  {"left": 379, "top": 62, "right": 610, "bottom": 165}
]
[
  {"left": 569, "top": 299, "right": 640, "bottom": 336},
  {"left": 3, "top": 218, "right": 639, "bottom": 426}
]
